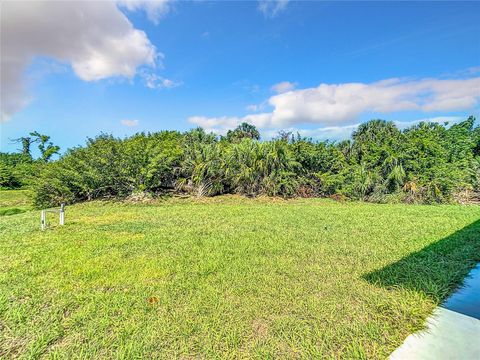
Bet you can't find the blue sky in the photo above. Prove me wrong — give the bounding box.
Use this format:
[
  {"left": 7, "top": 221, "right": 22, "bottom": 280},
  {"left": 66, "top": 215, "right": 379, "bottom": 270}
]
[{"left": 1, "top": 0, "right": 479, "bottom": 155}]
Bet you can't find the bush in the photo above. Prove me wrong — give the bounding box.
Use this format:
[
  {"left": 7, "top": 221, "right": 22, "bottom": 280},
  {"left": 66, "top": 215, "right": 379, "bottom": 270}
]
[
  {"left": 0, "top": 153, "right": 41, "bottom": 189},
  {"left": 33, "top": 132, "right": 183, "bottom": 207},
  {"left": 25, "top": 116, "right": 480, "bottom": 207}
]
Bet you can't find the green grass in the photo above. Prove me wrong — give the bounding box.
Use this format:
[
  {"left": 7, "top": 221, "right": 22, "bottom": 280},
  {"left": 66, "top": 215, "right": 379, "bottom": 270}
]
[
  {"left": 0, "top": 189, "right": 32, "bottom": 216},
  {"left": 1, "top": 196, "right": 479, "bottom": 359}
]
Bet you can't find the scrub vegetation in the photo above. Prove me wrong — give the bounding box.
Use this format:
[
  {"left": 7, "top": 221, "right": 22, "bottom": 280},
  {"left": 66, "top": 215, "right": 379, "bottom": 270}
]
[
  {"left": 1, "top": 116, "right": 479, "bottom": 207},
  {"left": 1, "top": 196, "right": 479, "bottom": 358}
]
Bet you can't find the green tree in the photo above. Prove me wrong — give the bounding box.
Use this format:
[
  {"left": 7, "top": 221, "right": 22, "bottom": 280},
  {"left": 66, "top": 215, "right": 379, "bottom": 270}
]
[
  {"left": 12, "top": 136, "right": 34, "bottom": 159},
  {"left": 30, "top": 131, "right": 60, "bottom": 162},
  {"left": 226, "top": 122, "right": 260, "bottom": 142}
]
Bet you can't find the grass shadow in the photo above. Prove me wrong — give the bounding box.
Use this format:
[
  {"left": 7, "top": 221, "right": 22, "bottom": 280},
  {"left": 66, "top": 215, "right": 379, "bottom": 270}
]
[
  {"left": 364, "top": 219, "right": 480, "bottom": 304},
  {"left": 0, "top": 207, "right": 28, "bottom": 216}
]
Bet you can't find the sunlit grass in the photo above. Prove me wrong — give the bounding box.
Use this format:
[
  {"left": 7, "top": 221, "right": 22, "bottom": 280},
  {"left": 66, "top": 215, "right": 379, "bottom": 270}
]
[
  {"left": 0, "top": 189, "right": 32, "bottom": 216},
  {"left": 1, "top": 195, "right": 479, "bottom": 358}
]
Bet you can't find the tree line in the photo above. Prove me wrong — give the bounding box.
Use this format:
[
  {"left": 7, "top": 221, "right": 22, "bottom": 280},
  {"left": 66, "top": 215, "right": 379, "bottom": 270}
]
[
  {"left": 0, "top": 132, "right": 60, "bottom": 189},
  {"left": 1, "top": 116, "right": 479, "bottom": 207}
]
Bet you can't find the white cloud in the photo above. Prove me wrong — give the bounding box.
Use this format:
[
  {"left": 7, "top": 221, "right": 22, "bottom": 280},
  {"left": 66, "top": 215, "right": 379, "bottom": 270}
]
[
  {"left": 121, "top": 119, "right": 139, "bottom": 127},
  {"left": 258, "top": 0, "right": 289, "bottom": 18},
  {"left": 188, "top": 113, "right": 273, "bottom": 135},
  {"left": 190, "top": 76, "right": 479, "bottom": 132},
  {"left": 394, "top": 116, "right": 464, "bottom": 130},
  {"left": 193, "top": 115, "right": 463, "bottom": 141},
  {"left": 246, "top": 102, "right": 268, "bottom": 112},
  {"left": 265, "top": 77, "right": 480, "bottom": 127},
  {"left": 142, "top": 72, "right": 182, "bottom": 89},
  {"left": 262, "top": 116, "right": 465, "bottom": 141},
  {"left": 189, "top": 73, "right": 478, "bottom": 139},
  {"left": 271, "top": 81, "right": 297, "bottom": 94},
  {"left": 117, "top": 0, "right": 173, "bottom": 25},
  {"left": 1, "top": 0, "right": 174, "bottom": 121},
  {"left": 246, "top": 104, "right": 260, "bottom": 112},
  {"left": 262, "top": 124, "right": 360, "bottom": 141}
]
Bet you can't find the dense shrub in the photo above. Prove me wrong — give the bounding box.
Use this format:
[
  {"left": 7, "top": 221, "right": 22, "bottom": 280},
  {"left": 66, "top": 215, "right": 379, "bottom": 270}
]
[
  {"left": 0, "top": 131, "right": 60, "bottom": 190},
  {"left": 32, "top": 132, "right": 183, "bottom": 207},
  {"left": 0, "top": 153, "right": 42, "bottom": 189},
  {"left": 7, "top": 117, "right": 477, "bottom": 208}
]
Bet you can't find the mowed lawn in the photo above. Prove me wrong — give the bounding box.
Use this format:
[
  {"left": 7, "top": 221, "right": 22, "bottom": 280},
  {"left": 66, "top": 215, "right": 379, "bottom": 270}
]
[
  {"left": 0, "top": 189, "right": 32, "bottom": 216},
  {"left": 0, "top": 194, "right": 479, "bottom": 359}
]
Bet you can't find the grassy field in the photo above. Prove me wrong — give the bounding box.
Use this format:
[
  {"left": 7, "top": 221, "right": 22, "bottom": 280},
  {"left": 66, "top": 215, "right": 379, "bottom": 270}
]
[
  {"left": 0, "top": 189, "right": 32, "bottom": 216},
  {"left": 0, "top": 194, "right": 479, "bottom": 359}
]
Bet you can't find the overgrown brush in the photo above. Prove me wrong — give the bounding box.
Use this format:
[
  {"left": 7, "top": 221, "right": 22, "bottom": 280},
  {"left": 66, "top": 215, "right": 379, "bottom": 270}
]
[{"left": 14, "top": 116, "right": 480, "bottom": 207}]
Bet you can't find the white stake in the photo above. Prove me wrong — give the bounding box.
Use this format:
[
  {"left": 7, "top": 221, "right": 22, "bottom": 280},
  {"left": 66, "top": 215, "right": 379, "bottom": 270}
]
[
  {"left": 40, "top": 204, "right": 66, "bottom": 230},
  {"left": 59, "top": 203, "right": 65, "bottom": 226},
  {"left": 41, "top": 210, "right": 46, "bottom": 231}
]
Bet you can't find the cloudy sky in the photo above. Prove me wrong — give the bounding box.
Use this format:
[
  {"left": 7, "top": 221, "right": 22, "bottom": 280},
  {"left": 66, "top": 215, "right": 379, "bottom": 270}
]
[{"left": 1, "top": 0, "right": 479, "bottom": 153}]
